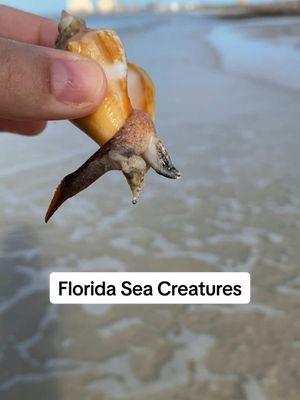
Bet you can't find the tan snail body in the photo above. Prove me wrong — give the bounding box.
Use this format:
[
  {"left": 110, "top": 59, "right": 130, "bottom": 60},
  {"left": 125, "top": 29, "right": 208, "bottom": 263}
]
[{"left": 45, "top": 11, "right": 180, "bottom": 223}]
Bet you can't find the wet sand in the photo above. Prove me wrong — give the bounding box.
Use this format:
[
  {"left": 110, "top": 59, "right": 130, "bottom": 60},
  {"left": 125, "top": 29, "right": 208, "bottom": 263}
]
[{"left": 0, "top": 14, "right": 299, "bottom": 400}]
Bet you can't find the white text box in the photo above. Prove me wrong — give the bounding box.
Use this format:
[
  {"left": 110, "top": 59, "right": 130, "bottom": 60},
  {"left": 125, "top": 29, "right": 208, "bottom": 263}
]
[{"left": 50, "top": 272, "right": 250, "bottom": 304}]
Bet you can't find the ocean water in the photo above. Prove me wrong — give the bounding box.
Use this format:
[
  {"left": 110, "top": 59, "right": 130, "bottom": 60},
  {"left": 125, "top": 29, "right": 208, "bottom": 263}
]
[{"left": 0, "top": 14, "right": 300, "bottom": 400}]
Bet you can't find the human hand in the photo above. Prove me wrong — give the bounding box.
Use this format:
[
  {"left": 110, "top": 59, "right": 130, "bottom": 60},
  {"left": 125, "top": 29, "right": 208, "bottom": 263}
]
[{"left": 0, "top": 6, "right": 107, "bottom": 135}]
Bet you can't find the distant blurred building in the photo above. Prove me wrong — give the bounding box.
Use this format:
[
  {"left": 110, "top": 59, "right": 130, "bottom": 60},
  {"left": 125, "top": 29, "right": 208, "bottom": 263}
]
[
  {"left": 67, "top": 0, "right": 94, "bottom": 14},
  {"left": 184, "top": 2, "right": 197, "bottom": 12},
  {"left": 151, "top": 3, "right": 169, "bottom": 13},
  {"left": 170, "top": 1, "right": 180, "bottom": 12},
  {"left": 97, "top": 0, "right": 117, "bottom": 14}
]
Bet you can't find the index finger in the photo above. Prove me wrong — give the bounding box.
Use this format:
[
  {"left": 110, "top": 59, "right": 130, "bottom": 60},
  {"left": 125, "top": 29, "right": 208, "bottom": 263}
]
[{"left": 0, "top": 5, "right": 58, "bottom": 47}]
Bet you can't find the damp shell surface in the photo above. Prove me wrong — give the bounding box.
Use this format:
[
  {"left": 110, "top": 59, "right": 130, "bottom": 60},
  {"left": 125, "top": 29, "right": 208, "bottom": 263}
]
[{"left": 67, "top": 29, "right": 132, "bottom": 145}]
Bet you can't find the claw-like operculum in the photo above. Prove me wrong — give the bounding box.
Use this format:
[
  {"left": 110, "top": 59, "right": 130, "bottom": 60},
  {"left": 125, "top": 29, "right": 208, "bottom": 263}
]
[
  {"left": 45, "top": 149, "right": 120, "bottom": 223},
  {"left": 45, "top": 148, "right": 148, "bottom": 222},
  {"left": 143, "top": 136, "right": 181, "bottom": 180}
]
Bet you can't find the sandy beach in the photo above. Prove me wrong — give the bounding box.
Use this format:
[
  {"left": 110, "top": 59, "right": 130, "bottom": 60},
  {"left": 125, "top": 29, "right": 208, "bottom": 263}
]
[{"left": 0, "top": 13, "right": 299, "bottom": 400}]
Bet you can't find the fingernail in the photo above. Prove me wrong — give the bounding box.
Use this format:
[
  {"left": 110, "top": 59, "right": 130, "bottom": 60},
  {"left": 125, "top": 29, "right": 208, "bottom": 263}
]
[{"left": 50, "top": 59, "right": 105, "bottom": 104}]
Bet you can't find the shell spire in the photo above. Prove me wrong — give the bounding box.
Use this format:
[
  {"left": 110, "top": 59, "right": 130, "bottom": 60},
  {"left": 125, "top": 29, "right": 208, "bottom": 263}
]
[{"left": 45, "top": 11, "right": 180, "bottom": 222}]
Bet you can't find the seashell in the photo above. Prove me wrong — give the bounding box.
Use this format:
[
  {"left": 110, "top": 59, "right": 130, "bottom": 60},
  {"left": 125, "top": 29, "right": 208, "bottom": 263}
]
[
  {"left": 45, "top": 11, "right": 180, "bottom": 223},
  {"left": 128, "top": 62, "right": 155, "bottom": 120},
  {"left": 56, "top": 15, "right": 132, "bottom": 145}
]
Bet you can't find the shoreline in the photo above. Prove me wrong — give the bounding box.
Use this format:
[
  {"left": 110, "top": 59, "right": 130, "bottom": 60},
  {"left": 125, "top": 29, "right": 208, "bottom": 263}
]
[
  {"left": 205, "top": 2, "right": 300, "bottom": 19},
  {"left": 50, "top": 2, "right": 300, "bottom": 20},
  {"left": 209, "top": 16, "right": 300, "bottom": 91}
]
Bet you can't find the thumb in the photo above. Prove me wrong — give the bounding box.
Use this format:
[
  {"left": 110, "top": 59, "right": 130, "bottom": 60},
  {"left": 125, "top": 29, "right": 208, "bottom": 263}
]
[{"left": 0, "top": 38, "right": 107, "bottom": 121}]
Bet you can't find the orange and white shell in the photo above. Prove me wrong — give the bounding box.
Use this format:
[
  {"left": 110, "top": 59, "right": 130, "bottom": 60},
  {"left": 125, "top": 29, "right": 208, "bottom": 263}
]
[{"left": 57, "top": 14, "right": 155, "bottom": 146}]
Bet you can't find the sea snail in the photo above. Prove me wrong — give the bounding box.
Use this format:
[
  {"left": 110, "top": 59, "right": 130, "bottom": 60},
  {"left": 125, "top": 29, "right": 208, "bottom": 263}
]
[{"left": 45, "top": 11, "right": 180, "bottom": 223}]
